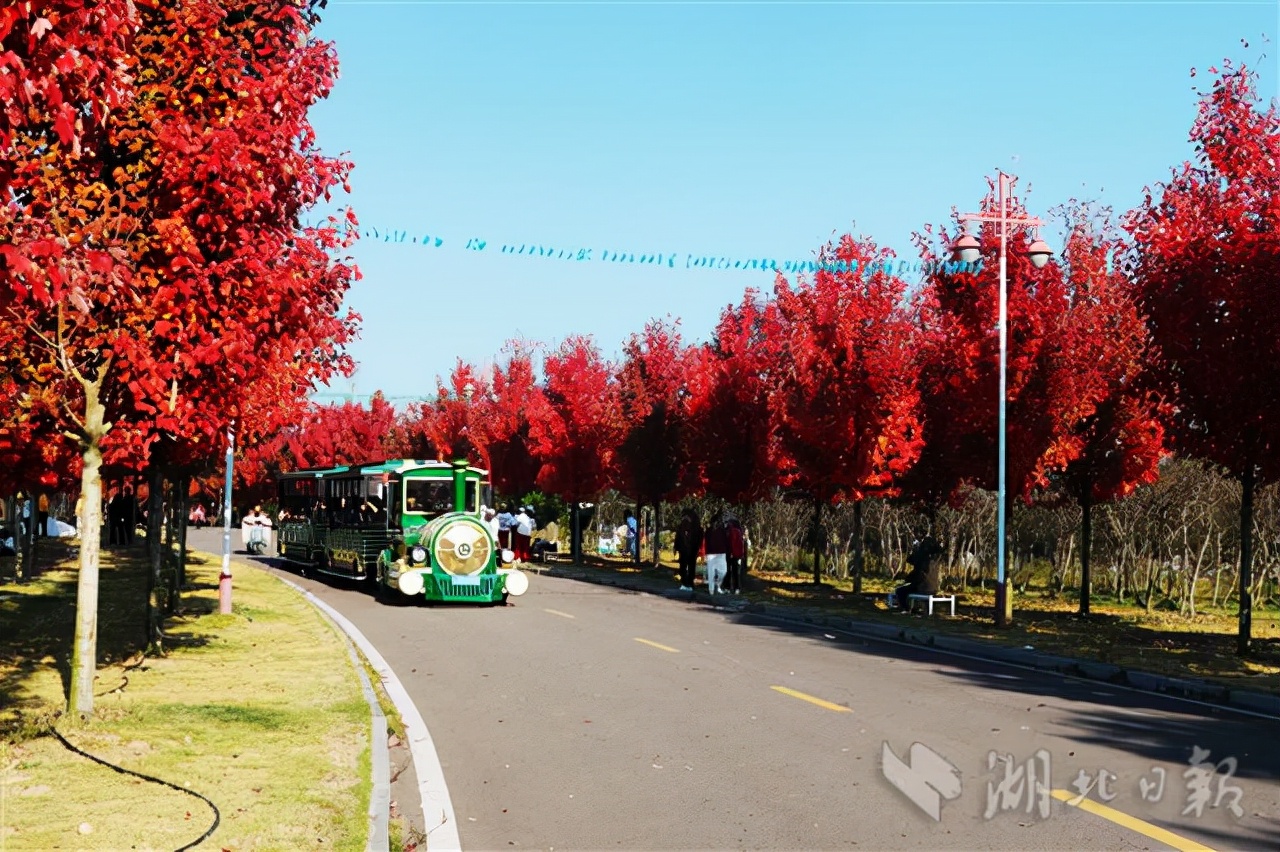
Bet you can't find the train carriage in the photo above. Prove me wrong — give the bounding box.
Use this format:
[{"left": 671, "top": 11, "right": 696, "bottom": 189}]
[{"left": 275, "top": 458, "right": 528, "bottom": 604}]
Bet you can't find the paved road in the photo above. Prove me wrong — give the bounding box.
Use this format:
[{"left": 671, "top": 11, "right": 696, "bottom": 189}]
[{"left": 192, "top": 532, "right": 1280, "bottom": 850}]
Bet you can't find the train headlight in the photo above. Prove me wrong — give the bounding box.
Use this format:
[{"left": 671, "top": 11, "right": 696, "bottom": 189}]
[
  {"left": 501, "top": 568, "right": 529, "bottom": 596},
  {"left": 501, "top": 549, "right": 516, "bottom": 564},
  {"left": 410, "top": 546, "right": 427, "bottom": 565},
  {"left": 399, "top": 571, "right": 424, "bottom": 596}
]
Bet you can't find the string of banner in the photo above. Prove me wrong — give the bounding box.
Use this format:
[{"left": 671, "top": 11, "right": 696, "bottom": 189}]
[{"left": 319, "top": 222, "right": 983, "bottom": 277}]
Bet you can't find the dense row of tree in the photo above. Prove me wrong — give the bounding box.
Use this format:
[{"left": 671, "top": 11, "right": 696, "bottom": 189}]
[
  {"left": 2, "top": 23, "right": 1274, "bottom": 729},
  {"left": 245, "top": 62, "right": 1276, "bottom": 657}
]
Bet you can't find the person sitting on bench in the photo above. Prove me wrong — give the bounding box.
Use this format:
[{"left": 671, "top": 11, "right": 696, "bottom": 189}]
[
  {"left": 894, "top": 535, "right": 942, "bottom": 611},
  {"left": 532, "top": 519, "right": 560, "bottom": 560}
]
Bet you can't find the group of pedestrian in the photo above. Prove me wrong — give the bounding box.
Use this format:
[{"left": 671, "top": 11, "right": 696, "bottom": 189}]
[
  {"left": 108, "top": 487, "right": 139, "bottom": 546},
  {"left": 675, "top": 507, "right": 747, "bottom": 595},
  {"left": 492, "top": 503, "right": 537, "bottom": 562},
  {"left": 6, "top": 492, "right": 51, "bottom": 540}
]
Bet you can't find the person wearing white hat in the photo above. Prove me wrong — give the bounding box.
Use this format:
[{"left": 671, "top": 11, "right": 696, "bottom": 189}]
[{"left": 513, "top": 506, "right": 534, "bottom": 563}]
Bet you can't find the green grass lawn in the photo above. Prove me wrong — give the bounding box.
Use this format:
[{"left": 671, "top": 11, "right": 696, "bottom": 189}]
[{"left": 0, "top": 544, "right": 371, "bottom": 851}]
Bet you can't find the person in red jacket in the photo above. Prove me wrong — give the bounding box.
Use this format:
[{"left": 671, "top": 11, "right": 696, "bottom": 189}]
[
  {"left": 725, "top": 516, "right": 746, "bottom": 594},
  {"left": 674, "top": 508, "right": 703, "bottom": 592},
  {"left": 703, "top": 510, "right": 729, "bottom": 595}
]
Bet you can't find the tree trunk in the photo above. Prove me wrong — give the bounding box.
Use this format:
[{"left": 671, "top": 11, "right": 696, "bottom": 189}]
[
  {"left": 1211, "top": 532, "right": 1223, "bottom": 608},
  {"left": 852, "top": 499, "right": 864, "bottom": 595},
  {"left": 1185, "top": 531, "right": 1210, "bottom": 618},
  {"left": 1057, "top": 530, "right": 1074, "bottom": 596},
  {"left": 1079, "top": 488, "right": 1093, "bottom": 617},
  {"left": 1144, "top": 554, "right": 1158, "bottom": 613},
  {"left": 633, "top": 501, "right": 642, "bottom": 566},
  {"left": 68, "top": 378, "right": 110, "bottom": 719},
  {"left": 811, "top": 498, "right": 823, "bottom": 586},
  {"left": 15, "top": 489, "right": 30, "bottom": 582},
  {"left": 2, "top": 495, "right": 12, "bottom": 578},
  {"left": 570, "top": 494, "right": 581, "bottom": 564},
  {"left": 652, "top": 502, "right": 662, "bottom": 567},
  {"left": 176, "top": 474, "right": 190, "bottom": 602},
  {"left": 145, "top": 465, "right": 165, "bottom": 652},
  {"left": 1238, "top": 466, "right": 1255, "bottom": 656},
  {"left": 161, "top": 480, "right": 173, "bottom": 613}
]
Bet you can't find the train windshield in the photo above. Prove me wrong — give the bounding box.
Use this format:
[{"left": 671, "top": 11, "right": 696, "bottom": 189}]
[{"left": 404, "top": 480, "right": 452, "bottom": 518}]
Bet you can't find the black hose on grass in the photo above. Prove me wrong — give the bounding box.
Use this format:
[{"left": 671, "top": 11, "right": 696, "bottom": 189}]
[
  {"left": 93, "top": 654, "right": 148, "bottom": 698},
  {"left": 48, "top": 725, "right": 221, "bottom": 851}
]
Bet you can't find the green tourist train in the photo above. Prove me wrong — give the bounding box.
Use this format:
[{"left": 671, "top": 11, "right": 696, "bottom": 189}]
[{"left": 275, "top": 458, "right": 529, "bottom": 604}]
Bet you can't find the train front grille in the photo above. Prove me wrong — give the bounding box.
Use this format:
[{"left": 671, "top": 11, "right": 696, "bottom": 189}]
[{"left": 436, "top": 574, "right": 496, "bottom": 598}]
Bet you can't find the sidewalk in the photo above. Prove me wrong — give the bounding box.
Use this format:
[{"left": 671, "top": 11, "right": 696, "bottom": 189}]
[{"left": 534, "top": 558, "right": 1280, "bottom": 718}]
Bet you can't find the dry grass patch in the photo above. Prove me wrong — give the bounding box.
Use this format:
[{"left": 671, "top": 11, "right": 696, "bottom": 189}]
[{"left": 1, "top": 546, "right": 370, "bottom": 850}]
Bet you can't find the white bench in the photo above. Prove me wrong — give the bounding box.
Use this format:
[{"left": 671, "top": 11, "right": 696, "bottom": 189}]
[{"left": 908, "top": 593, "right": 955, "bottom": 616}]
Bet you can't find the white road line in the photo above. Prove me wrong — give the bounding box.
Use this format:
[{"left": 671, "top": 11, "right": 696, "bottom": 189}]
[{"left": 543, "top": 608, "right": 576, "bottom": 619}]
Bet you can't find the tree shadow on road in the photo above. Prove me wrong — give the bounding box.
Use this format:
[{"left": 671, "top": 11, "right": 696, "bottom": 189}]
[
  {"left": 721, "top": 610, "right": 1280, "bottom": 782},
  {"left": 716, "top": 607, "right": 1280, "bottom": 847}
]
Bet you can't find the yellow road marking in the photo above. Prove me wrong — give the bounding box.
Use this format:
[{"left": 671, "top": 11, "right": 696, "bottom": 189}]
[
  {"left": 770, "top": 685, "right": 852, "bottom": 713},
  {"left": 1051, "top": 789, "right": 1216, "bottom": 852},
  {"left": 543, "top": 608, "right": 575, "bottom": 619},
  {"left": 634, "top": 637, "right": 680, "bottom": 653}
]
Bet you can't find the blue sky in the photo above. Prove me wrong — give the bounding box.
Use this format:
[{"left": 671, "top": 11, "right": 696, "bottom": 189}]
[{"left": 307, "top": 0, "right": 1279, "bottom": 403}]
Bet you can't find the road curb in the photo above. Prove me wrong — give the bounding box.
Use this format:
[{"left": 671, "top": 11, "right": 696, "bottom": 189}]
[
  {"left": 540, "top": 564, "right": 1280, "bottom": 719},
  {"left": 273, "top": 575, "right": 464, "bottom": 852},
  {"left": 272, "top": 576, "right": 391, "bottom": 851}
]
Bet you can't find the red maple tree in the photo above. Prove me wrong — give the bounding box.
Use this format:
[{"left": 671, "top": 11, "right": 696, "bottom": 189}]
[
  {"left": 248, "top": 392, "right": 403, "bottom": 480},
  {"left": 615, "top": 318, "right": 698, "bottom": 563},
  {"left": 685, "top": 291, "right": 787, "bottom": 506},
  {"left": 771, "top": 236, "right": 925, "bottom": 588},
  {"left": 529, "top": 335, "right": 624, "bottom": 562},
  {"left": 471, "top": 342, "right": 546, "bottom": 499},
  {"left": 1124, "top": 61, "right": 1280, "bottom": 654},
  {"left": 417, "top": 361, "right": 486, "bottom": 464},
  {"left": 1051, "top": 204, "right": 1167, "bottom": 616}
]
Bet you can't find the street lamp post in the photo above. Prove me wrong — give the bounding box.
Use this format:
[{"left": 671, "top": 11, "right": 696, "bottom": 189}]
[
  {"left": 219, "top": 428, "right": 235, "bottom": 615},
  {"left": 952, "top": 171, "right": 1053, "bottom": 628}
]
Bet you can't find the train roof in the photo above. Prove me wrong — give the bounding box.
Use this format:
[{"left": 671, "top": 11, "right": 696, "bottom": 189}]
[{"left": 276, "top": 459, "right": 490, "bottom": 478}]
